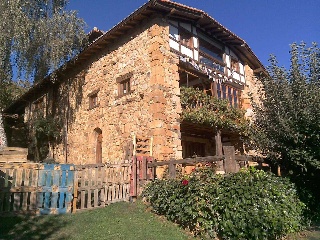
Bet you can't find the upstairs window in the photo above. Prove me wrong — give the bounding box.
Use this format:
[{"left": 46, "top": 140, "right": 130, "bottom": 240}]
[
  {"left": 217, "top": 83, "right": 241, "bottom": 108},
  {"left": 199, "top": 39, "right": 223, "bottom": 62},
  {"left": 199, "top": 38, "right": 224, "bottom": 72},
  {"left": 117, "top": 72, "right": 133, "bottom": 97},
  {"left": 88, "top": 90, "right": 99, "bottom": 109},
  {"left": 119, "top": 79, "right": 130, "bottom": 95}
]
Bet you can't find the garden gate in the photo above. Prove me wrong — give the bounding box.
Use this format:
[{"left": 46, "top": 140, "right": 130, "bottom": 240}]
[
  {"left": 37, "top": 164, "right": 74, "bottom": 215},
  {"left": 0, "top": 163, "right": 74, "bottom": 216}
]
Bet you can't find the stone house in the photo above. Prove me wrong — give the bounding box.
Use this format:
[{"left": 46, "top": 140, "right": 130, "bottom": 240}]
[{"left": 4, "top": 0, "right": 265, "bottom": 164}]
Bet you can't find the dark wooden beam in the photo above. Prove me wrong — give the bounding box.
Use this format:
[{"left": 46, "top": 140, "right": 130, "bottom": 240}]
[
  {"left": 148, "top": 155, "right": 225, "bottom": 167},
  {"left": 223, "top": 146, "right": 237, "bottom": 173},
  {"left": 215, "top": 130, "right": 223, "bottom": 156},
  {"left": 202, "top": 22, "right": 214, "bottom": 29}
]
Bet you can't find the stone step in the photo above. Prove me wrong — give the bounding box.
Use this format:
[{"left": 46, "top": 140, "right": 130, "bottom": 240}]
[
  {"left": 0, "top": 147, "right": 28, "bottom": 154},
  {"left": 0, "top": 147, "right": 28, "bottom": 163}
]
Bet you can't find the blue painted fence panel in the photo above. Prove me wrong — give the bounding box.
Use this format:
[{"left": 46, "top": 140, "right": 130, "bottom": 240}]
[{"left": 37, "top": 164, "right": 74, "bottom": 215}]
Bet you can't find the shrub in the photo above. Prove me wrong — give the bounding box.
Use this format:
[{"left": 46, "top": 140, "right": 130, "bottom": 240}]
[
  {"left": 142, "top": 168, "right": 306, "bottom": 239},
  {"left": 252, "top": 42, "right": 320, "bottom": 214}
]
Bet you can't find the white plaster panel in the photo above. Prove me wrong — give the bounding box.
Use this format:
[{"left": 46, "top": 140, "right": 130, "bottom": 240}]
[
  {"left": 181, "top": 45, "right": 193, "bottom": 58},
  {"left": 225, "top": 55, "right": 231, "bottom": 68},
  {"left": 233, "top": 72, "right": 240, "bottom": 81},
  {"left": 239, "top": 62, "right": 244, "bottom": 75},
  {"left": 169, "top": 39, "right": 179, "bottom": 51},
  {"left": 194, "top": 50, "right": 199, "bottom": 61},
  {"left": 193, "top": 37, "right": 198, "bottom": 48}
]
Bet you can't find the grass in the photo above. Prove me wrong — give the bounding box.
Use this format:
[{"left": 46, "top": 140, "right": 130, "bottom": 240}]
[
  {"left": 1, "top": 201, "right": 319, "bottom": 240},
  {"left": 287, "top": 226, "right": 320, "bottom": 240},
  {"left": 0, "top": 201, "right": 194, "bottom": 240},
  {"left": 286, "top": 223, "right": 320, "bottom": 240}
]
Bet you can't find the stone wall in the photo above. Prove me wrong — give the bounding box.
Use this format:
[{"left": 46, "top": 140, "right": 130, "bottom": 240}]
[
  {"left": 24, "top": 17, "right": 182, "bottom": 164},
  {"left": 242, "top": 65, "right": 262, "bottom": 119}
]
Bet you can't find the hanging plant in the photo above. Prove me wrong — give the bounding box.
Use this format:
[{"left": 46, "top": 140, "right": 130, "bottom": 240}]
[{"left": 180, "top": 87, "right": 250, "bottom": 135}]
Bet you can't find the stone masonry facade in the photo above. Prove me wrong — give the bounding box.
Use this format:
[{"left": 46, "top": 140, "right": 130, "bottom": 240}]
[{"left": 24, "top": 18, "right": 182, "bottom": 164}]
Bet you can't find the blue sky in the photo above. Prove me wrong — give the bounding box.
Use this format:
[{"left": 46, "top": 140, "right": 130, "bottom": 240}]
[{"left": 68, "top": 0, "right": 319, "bottom": 69}]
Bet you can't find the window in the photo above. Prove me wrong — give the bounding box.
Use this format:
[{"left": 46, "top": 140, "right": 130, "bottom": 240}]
[
  {"left": 199, "top": 38, "right": 224, "bottom": 72},
  {"left": 222, "top": 84, "right": 227, "bottom": 99},
  {"left": 88, "top": 90, "right": 99, "bottom": 109},
  {"left": 117, "top": 72, "right": 133, "bottom": 97},
  {"left": 119, "top": 79, "right": 131, "bottom": 95},
  {"left": 199, "top": 39, "right": 223, "bottom": 62},
  {"left": 232, "top": 89, "right": 240, "bottom": 108},
  {"left": 217, "top": 83, "right": 222, "bottom": 99},
  {"left": 216, "top": 83, "right": 241, "bottom": 108},
  {"left": 169, "top": 23, "right": 195, "bottom": 59}
]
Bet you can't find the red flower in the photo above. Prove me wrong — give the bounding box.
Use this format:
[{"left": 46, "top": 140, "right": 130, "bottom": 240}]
[{"left": 182, "top": 179, "right": 189, "bottom": 186}]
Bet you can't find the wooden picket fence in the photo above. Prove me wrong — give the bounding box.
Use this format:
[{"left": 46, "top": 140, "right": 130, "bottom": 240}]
[
  {"left": 0, "top": 161, "right": 131, "bottom": 216},
  {"left": 73, "top": 161, "right": 131, "bottom": 212}
]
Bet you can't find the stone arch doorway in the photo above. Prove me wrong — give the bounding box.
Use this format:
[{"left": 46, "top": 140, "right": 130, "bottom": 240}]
[{"left": 94, "top": 128, "right": 102, "bottom": 164}]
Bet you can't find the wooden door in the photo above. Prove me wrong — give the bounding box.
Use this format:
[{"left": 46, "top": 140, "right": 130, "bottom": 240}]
[{"left": 96, "top": 132, "right": 102, "bottom": 164}]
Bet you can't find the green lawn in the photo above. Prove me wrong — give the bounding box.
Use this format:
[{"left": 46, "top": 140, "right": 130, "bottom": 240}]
[
  {"left": 0, "top": 201, "right": 194, "bottom": 240},
  {"left": 1, "top": 201, "right": 319, "bottom": 240},
  {"left": 287, "top": 225, "right": 320, "bottom": 240}
]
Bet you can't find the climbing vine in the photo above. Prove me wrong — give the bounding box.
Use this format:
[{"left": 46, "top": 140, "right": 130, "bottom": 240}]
[
  {"left": 180, "top": 87, "right": 250, "bottom": 135},
  {"left": 29, "top": 115, "right": 61, "bottom": 162}
]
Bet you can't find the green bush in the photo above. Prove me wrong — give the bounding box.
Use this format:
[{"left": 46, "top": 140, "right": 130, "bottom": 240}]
[{"left": 142, "top": 168, "right": 306, "bottom": 239}]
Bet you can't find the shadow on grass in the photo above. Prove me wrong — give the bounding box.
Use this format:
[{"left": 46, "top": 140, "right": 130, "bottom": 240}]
[
  {"left": 305, "top": 224, "right": 320, "bottom": 240},
  {"left": 0, "top": 214, "right": 69, "bottom": 240}
]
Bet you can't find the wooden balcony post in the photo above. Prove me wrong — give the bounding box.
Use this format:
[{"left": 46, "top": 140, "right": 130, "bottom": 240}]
[
  {"left": 215, "top": 129, "right": 223, "bottom": 156},
  {"left": 132, "top": 156, "right": 137, "bottom": 199},
  {"left": 141, "top": 157, "right": 147, "bottom": 181},
  {"left": 168, "top": 158, "right": 176, "bottom": 179},
  {"left": 215, "top": 129, "right": 225, "bottom": 172}
]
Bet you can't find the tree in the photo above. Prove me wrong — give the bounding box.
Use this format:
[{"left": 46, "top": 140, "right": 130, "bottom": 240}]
[
  {"left": 252, "top": 42, "right": 320, "bottom": 208},
  {"left": 0, "top": 0, "right": 87, "bottom": 110}
]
